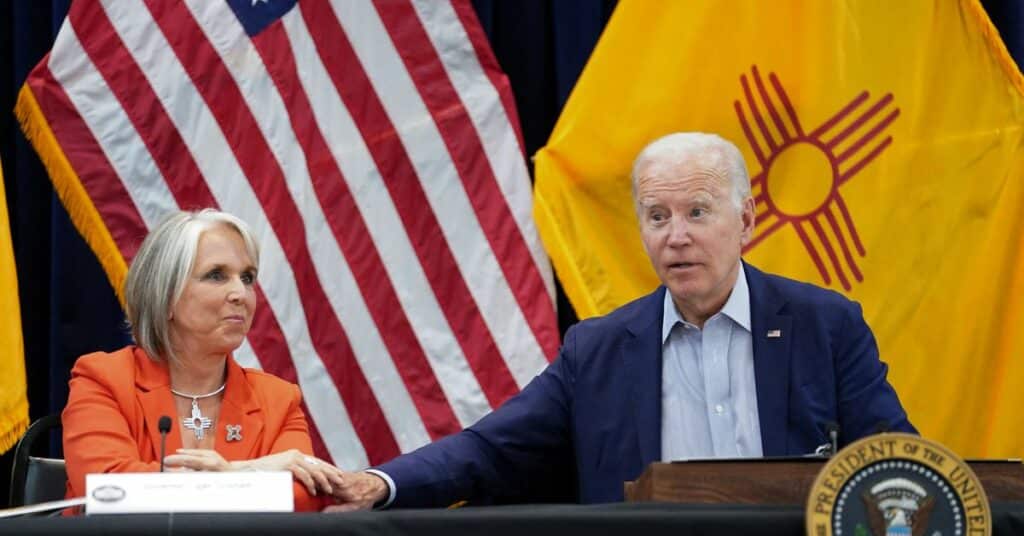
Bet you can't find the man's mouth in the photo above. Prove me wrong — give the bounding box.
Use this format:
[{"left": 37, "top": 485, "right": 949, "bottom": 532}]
[{"left": 667, "top": 262, "right": 699, "bottom": 271}]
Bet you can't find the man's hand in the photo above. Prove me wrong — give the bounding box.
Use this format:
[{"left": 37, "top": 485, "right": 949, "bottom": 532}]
[{"left": 323, "top": 471, "right": 389, "bottom": 512}]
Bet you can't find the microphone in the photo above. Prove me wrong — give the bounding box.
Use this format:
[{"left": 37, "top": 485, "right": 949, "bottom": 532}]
[
  {"left": 812, "top": 422, "right": 840, "bottom": 457},
  {"left": 826, "top": 422, "right": 840, "bottom": 457},
  {"left": 158, "top": 416, "right": 172, "bottom": 472}
]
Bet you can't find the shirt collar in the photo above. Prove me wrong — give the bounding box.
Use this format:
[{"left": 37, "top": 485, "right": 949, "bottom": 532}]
[{"left": 661, "top": 262, "right": 751, "bottom": 343}]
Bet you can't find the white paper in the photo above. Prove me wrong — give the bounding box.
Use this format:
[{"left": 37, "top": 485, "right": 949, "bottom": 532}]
[{"left": 85, "top": 471, "right": 293, "bottom": 514}]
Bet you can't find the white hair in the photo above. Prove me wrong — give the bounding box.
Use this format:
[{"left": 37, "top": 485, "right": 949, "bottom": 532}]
[
  {"left": 123, "top": 209, "right": 260, "bottom": 363},
  {"left": 631, "top": 132, "right": 751, "bottom": 211}
]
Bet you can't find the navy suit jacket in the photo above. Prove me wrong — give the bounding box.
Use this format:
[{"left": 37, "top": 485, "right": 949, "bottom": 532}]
[{"left": 376, "top": 262, "right": 915, "bottom": 507}]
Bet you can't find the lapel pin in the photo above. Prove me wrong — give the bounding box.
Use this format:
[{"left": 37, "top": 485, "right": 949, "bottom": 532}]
[
  {"left": 767, "top": 329, "right": 782, "bottom": 338},
  {"left": 226, "top": 424, "right": 242, "bottom": 442}
]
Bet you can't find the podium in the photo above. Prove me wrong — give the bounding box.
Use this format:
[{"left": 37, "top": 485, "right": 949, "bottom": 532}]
[{"left": 625, "top": 458, "right": 1024, "bottom": 504}]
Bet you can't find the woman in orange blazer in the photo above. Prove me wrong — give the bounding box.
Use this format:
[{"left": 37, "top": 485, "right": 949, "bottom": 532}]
[{"left": 63, "top": 210, "right": 340, "bottom": 512}]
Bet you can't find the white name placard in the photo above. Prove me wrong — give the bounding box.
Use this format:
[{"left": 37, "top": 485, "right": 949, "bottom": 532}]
[{"left": 86, "top": 471, "right": 293, "bottom": 514}]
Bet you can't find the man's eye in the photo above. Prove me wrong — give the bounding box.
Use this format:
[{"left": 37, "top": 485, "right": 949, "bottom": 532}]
[
  {"left": 649, "top": 212, "right": 667, "bottom": 223},
  {"left": 690, "top": 207, "right": 708, "bottom": 218}
]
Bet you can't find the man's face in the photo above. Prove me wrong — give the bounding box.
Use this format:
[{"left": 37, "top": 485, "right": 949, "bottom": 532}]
[{"left": 635, "top": 157, "right": 755, "bottom": 323}]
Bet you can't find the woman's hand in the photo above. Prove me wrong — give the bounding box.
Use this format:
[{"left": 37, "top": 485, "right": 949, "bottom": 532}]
[
  {"left": 163, "top": 448, "right": 342, "bottom": 496},
  {"left": 231, "top": 449, "right": 344, "bottom": 497},
  {"left": 163, "top": 448, "right": 232, "bottom": 472}
]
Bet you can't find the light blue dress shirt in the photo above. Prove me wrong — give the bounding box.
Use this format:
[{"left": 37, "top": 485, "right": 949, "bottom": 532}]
[{"left": 660, "top": 263, "right": 763, "bottom": 460}]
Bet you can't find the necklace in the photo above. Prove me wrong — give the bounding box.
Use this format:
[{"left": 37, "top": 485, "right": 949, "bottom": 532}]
[{"left": 170, "top": 383, "right": 226, "bottom": 441}]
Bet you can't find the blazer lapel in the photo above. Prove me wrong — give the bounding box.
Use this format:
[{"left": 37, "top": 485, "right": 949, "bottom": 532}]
[
  {"left": 624, "top": 287, "right": 666, "bottom": 466},
  {"left": 746, "top": 263, "right": 793, "bottom": 456},
  {"left": 215, "top": 356, "right": 263, "bottom": 460},
  {"left": 134, "top": 348, "right": 183, "bottom": 461}
]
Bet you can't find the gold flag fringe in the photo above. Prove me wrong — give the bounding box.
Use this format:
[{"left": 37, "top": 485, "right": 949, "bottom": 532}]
[
  {"left": 0, "top": 396, "right": 28, "bottom": 454},
  {"left": 967, "top": 0, "right": 1024, "bottom": 98},
  {"left": 14, "top": 85, "right": 128, "bottom": 306}
]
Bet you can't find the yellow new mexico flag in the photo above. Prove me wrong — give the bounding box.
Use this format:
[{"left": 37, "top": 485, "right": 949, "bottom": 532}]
[
  {"left": 0, "top": 159, "right": 27, "bottom": 453},
  {"left": 535, "top": 0, "right": 1024, "bottom": 458}
]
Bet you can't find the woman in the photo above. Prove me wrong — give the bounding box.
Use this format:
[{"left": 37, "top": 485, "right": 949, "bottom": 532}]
[{"left": 63, "top": 209, "right": 341, "bottom": 511}]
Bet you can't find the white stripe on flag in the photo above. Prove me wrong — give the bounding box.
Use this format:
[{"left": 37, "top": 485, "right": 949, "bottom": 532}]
[
  {"left": 282, "top": 8, "right": 492, "bottom": 427},
  {"left": 47, "top": 23, "right": 177, "bottom": 230},
  {"left": 410, "top": 0, "right": 556, "bottom": 303},
  {"left": 328, "top": 0, "right": 549, "bottom": 388},
  {"left": 98, "top": 0, "right": 368, "bottom": 468},
  {"left": 186, "top": 0, "right": 431, "bottom": 452},
  {"left": 233, "top": 339, "right": 261, "bottom": 371}
]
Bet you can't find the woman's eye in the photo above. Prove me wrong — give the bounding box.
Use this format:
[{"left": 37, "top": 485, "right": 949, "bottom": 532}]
[
  {"left": 690, "top": 207, "right": 707, "bottom": 218},
  {"left": 241, "top": 272, "right": 256, "bottom": 285},
  {"left": 203, "top": 269, "right": 225, "bottom": 281}
]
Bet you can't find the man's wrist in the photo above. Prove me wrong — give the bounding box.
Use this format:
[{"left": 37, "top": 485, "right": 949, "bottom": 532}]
[{"left": 363, "top": 469, "right": 396, "bottom": 509}]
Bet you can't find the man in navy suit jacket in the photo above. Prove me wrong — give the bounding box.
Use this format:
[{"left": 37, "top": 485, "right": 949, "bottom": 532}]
[{"left": 328, "top": 132, "right": 915, "bottom": 509}]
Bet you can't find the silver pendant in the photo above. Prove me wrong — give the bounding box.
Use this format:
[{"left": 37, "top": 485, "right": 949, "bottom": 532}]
[{"left": 182, "top": 399, "right": 212, "bottom": 440}]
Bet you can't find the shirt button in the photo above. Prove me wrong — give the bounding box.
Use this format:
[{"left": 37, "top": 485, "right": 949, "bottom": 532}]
[{"left": 714, "top": 404, "right": 724, "bottom": 415}]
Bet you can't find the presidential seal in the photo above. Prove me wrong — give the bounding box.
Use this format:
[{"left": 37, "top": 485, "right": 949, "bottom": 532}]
[{"left": 806, "top": 433, "right": 990, "bottom": 536}]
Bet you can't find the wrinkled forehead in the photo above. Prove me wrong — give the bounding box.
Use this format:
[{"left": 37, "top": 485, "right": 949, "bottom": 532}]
[
  {"left": 634, "top": 157, "right": 733, "bottom": 200},
  {"left": 636, "top": 148, "right": 732, "bottom": 182}
]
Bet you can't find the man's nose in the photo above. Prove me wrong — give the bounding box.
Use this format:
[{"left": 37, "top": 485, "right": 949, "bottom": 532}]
[{"left": 666, "top": 218, "right": 692, "bottom": 246}]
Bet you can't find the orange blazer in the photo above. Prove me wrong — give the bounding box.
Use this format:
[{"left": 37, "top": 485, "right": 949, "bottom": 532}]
[{"left": 62, "top": 346, "right": 328, "bottom": 512}]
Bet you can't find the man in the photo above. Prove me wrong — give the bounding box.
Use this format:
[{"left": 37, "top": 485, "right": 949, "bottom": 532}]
[{"left": 329, "top": 132, "right": 915, "bottom": 509}]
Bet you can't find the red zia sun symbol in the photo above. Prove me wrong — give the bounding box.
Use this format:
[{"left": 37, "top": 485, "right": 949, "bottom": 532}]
[{"left": 735, "top": 65, "right": 899, "bottom": 291}]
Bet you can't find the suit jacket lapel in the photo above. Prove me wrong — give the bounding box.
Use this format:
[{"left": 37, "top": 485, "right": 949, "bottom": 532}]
[
  {"left": 216, "top": 356, "right": 263, "bottom": 459},
  {"left": 624, "top": 287, "right": 665, "bottom": 466},
  {"left": 746, "top": 262, "right": 793, "bottom": 456},
  {"left": 134, "top": 348, "right": 183, "bottom": 461}
]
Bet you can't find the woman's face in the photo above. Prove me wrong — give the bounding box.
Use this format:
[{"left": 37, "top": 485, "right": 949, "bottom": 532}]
[{"left": 169, "top": 225, "right": 257, "bottom": 358}]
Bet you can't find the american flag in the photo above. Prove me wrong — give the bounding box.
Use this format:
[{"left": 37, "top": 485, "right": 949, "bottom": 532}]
[{"left": 17, "top": 0, "right": 560, "bottom": 468}]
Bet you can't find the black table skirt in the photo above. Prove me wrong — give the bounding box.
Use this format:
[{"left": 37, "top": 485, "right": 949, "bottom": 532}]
[{"left": 3, "top": 502, "right": 1023, "bottom": 535}]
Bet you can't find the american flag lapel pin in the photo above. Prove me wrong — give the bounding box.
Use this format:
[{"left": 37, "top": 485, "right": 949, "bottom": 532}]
[{"left": 766, "top": 329, "right": 782, "bottom": 338}]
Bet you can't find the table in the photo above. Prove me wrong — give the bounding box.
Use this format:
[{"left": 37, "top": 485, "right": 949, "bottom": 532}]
[{"left": 3, "top": 502, "right": 1024, "bottom": 535}]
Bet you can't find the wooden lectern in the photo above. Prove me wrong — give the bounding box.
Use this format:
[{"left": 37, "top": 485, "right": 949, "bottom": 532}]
[{"left": 624, "top": 458, "right": 1024, "bottom": 504}]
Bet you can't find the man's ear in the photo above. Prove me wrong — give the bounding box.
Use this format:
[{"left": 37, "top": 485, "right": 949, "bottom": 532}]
[{"left": 739, "top": 196, "right": 756, "bottom": 245}]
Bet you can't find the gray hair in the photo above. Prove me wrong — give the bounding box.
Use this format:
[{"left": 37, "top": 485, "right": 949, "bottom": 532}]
[
  {"left": 123, "top": 209, "right": 260, "bottom": 363},
  {"left": 631, "top": 132, "right": 751, "bottom": 211}
]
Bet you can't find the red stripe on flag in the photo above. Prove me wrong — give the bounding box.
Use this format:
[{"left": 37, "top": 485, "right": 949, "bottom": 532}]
[
  {"left": 145, "top": 0, "right": 400, "bottom": 463},
  {"left": 250, "top": 21, "right": 461, "bottom": 439},
  {"left": 374, "top": 0, "right": 560, "bottom": 361},
  {"left": 25, "top": 65, "right": 146, "bottom": 260},
  {"left": 65, "top": 4, "right": 336, "bottom": 461},
  {"left": 64, "top": 6, "right": 210, "bottom": 231},
  {"left": 246, "top": 295, "right": 333, "bottom": 461},
  {"left": 449, "top": 0, "right": 527, "bottom": 157},
  {"left": 253, "top": 289, "right": 332, "bottom": 463},
  {"left": 300, "top": 0, "right": 519, "bottom": 408}
]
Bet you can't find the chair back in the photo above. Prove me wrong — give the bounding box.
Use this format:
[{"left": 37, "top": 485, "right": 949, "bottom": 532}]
[
  {"left": 21, "top": 457, "right": 68, "bottom": 506},
  {"left": 8, "top": 414, "right": 66, "bottom": 507}
]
